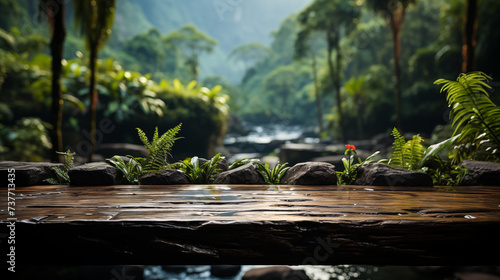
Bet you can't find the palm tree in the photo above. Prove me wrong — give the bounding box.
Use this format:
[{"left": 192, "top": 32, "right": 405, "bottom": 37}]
[
  {"left": 163, "top": 24, "right": 217, "bottom": 82},
  {"left": 39, "top": 0, "right": 66, "bottom": 162},
  {"left": 72, "top": 0, "right": 116, "bottom": 162},
  {"left": 228, "top": 42, "right": 271, "bottom": 71},
  {"left": 298, "top": 0, "right": 360, "bottom": 142},
  {"left": 366, "top": 0, "right": 415, "bottom": 130}
]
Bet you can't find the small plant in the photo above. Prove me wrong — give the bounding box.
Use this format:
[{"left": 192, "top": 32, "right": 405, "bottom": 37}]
[
  {"left": 107, "top": 156, "right": 146, "bottom": 184},
  {"left": 253, "top": 161, "right": 290, "bottom": 185},
  {"left": 137, "top": 124, "right": 182, "bottom": 173},
  {"left": 336, "top": 144, "right": 380, "bottom": 185},
  {"left": 45, "top": 149, "right": 75, "bottom": 185},
  {"left": 175, "top": 153, "right": 224, "bottom": 183},
  {"left": 108, "top": 124, "right": 182, "bottom": 184},
  {"left": 386, "top": 127, "right": 426, "bottom": 171},
  {"left": 426, "top": 156, "right": 468, "bottom": 186}
]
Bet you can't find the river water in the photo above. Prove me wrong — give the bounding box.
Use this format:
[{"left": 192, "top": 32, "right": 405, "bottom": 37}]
[
  {"left": 143, "top": 265, "right": 426, "bottom": 280},
  {"left": 224, "top": 124, "right": 320, "bottom": 163}
]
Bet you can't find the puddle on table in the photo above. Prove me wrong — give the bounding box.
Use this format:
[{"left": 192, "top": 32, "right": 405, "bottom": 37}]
[{"left": 176, "top": 186, "right": 240, "bottom": 201}]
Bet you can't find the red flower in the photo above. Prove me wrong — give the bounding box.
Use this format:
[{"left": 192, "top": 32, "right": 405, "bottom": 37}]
[{"left": 345, "top": 144, "right": 356, "bottom": 150}]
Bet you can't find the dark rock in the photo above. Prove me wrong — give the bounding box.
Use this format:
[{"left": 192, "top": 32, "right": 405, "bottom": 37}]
[
  {"left": 214, "top": 163, "right": 266, "bottom": 184},
  {"left": 282, "top": 161, "right": 337, "bottom": 185},
  {"left": 460, "top": 160, "right": 500, "bottom": 186},
  {"left": 354, "top": 163, "right": 433, "bottom": 186},
  {"left": 198, "top": 157, "right": 229, "bottom": 171},
  {"left": 68, "top": 162, "right": 122, "bottom": 186},
  {"left": 210, "top": 265, "right": 241, "bottom": 278},
  {"left": 242, "top": 266, "right": 310, "bottom": 280},
  {"left": 139, "top": 169, "right": 189, "bottom": 185},
  {"left": 0, "top": 161, "right": 63, "bottom": 187}
]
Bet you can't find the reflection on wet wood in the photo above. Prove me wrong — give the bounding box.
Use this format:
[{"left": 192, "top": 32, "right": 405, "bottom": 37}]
[{"left": 1, "top": 184, "right": 499, "bottom": 265}]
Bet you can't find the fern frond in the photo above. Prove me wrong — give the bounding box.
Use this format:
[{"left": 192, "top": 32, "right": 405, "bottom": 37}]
[
  {"left": 435, "top": 72, "right": 499, "bottom": 146},
  {"left": 404, "top": 135, "right": 425, "bottom": 170},
  {"left": 389, "top": 127, "right": 406, "bottom": 168},
  {"left": 53, "top": 167, "right": 70, "bottom": 183},
  {"left": 139, "top": 124, "right": 182, "bottom": 173},
  {"left": 136, "top": 128, "right": 152, "bottom": 153},
  {"left": 45, "top": 149, "right": 74, "bottom": 185}
]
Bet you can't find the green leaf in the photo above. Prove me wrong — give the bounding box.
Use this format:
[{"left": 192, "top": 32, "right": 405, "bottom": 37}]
[{"left": 419, "top": 134, "right": 461, "bottom": 168}]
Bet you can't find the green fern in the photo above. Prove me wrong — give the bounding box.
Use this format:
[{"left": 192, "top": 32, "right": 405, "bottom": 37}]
[
  {"left": 389, "top": 127, "right": 406, "bottom": 168},
  {"left": 435, "top": 71, "right": 500, "bottom": 163},
  {"left": 388, "top": 128, "right": 426, "bottom": 171},
  {"left": 109, "top": 124, "right": 182, "bottom": 182},
  {"left": 45, "top": 149, "right": 75, "bottom": 185},
  {"left": 137, "top": 124, "right": 182, "bottom": 173},
  {"left": 405, "top": 135, "right": 425, "bottom": 170}
]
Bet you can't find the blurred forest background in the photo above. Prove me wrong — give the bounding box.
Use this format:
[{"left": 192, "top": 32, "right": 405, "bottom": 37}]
[{"left": 1, "top": 0, "right": 499, "bottom": 162}]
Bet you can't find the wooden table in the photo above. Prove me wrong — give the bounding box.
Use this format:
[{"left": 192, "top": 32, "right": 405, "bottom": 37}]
[{"left": 1, "top": 184, "right": 499, "bottom": 265}]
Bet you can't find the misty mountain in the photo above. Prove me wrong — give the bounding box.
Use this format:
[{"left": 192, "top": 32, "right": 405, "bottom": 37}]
[{"left": 110, "top": 0, "right": 312, "bottom": 84}]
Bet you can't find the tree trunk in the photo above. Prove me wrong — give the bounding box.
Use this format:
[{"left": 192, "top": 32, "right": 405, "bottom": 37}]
[
  {"left": 327, "top": 30, "right": 346, "bottom": 142},
  {"left": 333, "top": 32, "right": 344, "bottom": 142},
  {"left": 310, "top": 47, "right": 323, "bottom": 134},
  {"left": 49, "top": 1, "right": 66, "bottom": 162},
  {"left": 88, "top": 46, "right": 98, "bottom": 162},
  {"left": 390, "top": 9, "right": 405, "bottom": 130},
  {"left": 462, "top": 0, "right": 478, "bottom": 73}
]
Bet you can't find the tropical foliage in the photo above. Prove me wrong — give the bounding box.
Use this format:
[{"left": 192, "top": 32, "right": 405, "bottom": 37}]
[
  {"left": 107, "top": 124, "right": 182, "bottom": 184},
  {"left": 227, "top": 158, "right": 290, "bottom": 185},
  {"left": 107, "top": 155, "right": 145, "bottom": 184},
  {"left": 336, "top": 144, "right": 380, "bottom": 185},
  {"left": 136, "top": 124, "right": 182, "bottom": 173},
  {"left": 0, "top": 118, "right": 52, "bottom": 162},
  {"left": 45, "top": 149, "right": 75, "bottom": 185},
  {"left": 174, "top": 153, "right": 224, "bottom": 184},
  {"left": 435, "top": 71, "right": 500, "bottom": 163},
  {"left": 253, "top": 161, "right": 290, "bottom": 185},
  {"left": 387, "top": 127, "right": 426, "bottom": 171},
  {"left": 425, "top": 156, "right": 468, "bottom": 186}
]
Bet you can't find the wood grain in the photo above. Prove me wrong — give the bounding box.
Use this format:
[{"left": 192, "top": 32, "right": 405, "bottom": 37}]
[{"left": 1, "top": 184, "right": 499, "bottom": 265}]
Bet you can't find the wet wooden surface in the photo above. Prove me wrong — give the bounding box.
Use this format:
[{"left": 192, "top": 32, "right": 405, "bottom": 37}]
[{"left": 1, "top": 184, "right": 499, "bottom": 265}]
